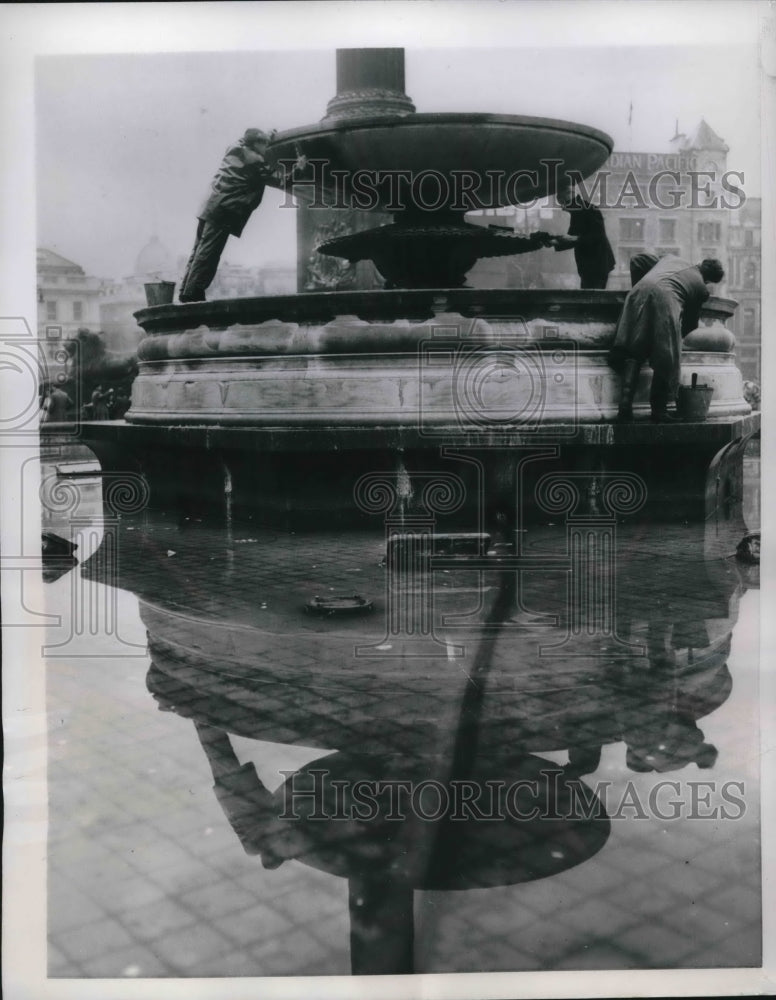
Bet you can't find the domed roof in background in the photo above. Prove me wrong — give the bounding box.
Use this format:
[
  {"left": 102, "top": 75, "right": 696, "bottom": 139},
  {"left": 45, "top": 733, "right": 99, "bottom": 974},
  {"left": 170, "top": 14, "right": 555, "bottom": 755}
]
[{"left": 134, "top": 235, "right": 175, "bottom": 279}]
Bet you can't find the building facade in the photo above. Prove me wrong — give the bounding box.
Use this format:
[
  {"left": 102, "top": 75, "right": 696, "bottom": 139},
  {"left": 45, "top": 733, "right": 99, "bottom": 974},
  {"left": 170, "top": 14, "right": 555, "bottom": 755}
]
[
  {"left": 726, "top": 198, "right": 761, "bottom": 382},
  {"left": 37, "top": 247, "right": 104, "bottom": 382},
  {"left": 39, "top": 239, "right": 299, "bottom": 373}
]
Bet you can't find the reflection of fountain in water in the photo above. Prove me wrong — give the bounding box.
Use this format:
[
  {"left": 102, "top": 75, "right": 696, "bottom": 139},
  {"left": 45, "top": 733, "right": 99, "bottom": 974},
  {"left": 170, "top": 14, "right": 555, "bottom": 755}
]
[{"left": 63, "top": 460, "right": 756, "bottom": 974}]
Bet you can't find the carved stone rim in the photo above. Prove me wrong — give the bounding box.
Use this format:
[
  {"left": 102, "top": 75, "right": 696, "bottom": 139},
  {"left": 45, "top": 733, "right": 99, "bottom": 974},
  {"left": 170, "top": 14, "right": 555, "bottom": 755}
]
[{"left": 135, "top": 289, "right": 737, "bottom": 334}]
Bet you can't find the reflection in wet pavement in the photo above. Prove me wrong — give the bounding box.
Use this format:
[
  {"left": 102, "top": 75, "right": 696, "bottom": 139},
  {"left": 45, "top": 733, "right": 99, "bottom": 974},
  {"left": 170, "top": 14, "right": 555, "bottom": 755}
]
[{"left": 44, "top": 453, "right": 761, "bottom": 977}]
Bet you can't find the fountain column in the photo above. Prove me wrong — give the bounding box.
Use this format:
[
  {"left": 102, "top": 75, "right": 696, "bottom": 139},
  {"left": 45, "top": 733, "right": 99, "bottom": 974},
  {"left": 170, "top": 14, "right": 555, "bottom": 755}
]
[
  {"left": 324, "top": 48, "right": 416, "bottom": 120},
  {"left": 296, "top": 48, "right": 416, "bottom": 291}
]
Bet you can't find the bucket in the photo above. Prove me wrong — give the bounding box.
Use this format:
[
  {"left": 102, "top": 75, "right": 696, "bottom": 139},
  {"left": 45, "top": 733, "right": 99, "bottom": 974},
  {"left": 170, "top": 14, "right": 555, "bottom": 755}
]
[
  {"left": 144, "top": 281, "right": 176, "bottom": 306},
  {"left": 676, "top": 373, "right": 714, "bottom": 422}
]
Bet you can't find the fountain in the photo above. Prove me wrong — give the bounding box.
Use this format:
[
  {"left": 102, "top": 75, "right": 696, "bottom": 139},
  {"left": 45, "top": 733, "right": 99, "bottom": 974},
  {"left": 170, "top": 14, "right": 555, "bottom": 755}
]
[
  {"left": 55, "top": 47, "right": 757, "bottom": 524},
  {"left": 40, "top": 49, "right": 761, "bottom": 976}
]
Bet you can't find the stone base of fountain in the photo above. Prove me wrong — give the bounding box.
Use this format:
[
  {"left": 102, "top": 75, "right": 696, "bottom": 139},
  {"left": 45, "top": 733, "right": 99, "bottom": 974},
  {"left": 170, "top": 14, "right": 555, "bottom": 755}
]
[
  {"left": 128, "top": 345, "right": 748, "bottom": 427},
  {"left": 127, "top": 290, "right": 749, "bottom": 427},
  {"left": 44, "top": 288, "right": 757, "bottom": 525},
  {"left": 57, "top": 408, "right": 756, "bottom": 526}
]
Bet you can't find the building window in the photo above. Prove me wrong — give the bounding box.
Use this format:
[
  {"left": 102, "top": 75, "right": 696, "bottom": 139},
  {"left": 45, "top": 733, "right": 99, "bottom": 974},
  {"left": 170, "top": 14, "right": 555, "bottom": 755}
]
[
  {"left": 618, "top": 246, "right": 644, "bottom": 271},
  {"left": 658, "top": 219, "right": 676, "bottom": 242},
  {"left": 698, "top": 221, "right": 721, "bottom": 243},
  {"left": 619, "top": 218, "right": 645, "bottom": 241},
  {"left": 744, "top": 261, "right": 757, "bottom": 289},
  {"left": 46, "top": 301, "right": 57, "bottom": 321},
  {"left": 744, "top": 229, "right": 754, "bottom": 247},
  {"left": 73, "top": 300, "right": 83, "bottom": 321},
  {"left": 743, "top": 308, "right": 755, "bottom": 337}
]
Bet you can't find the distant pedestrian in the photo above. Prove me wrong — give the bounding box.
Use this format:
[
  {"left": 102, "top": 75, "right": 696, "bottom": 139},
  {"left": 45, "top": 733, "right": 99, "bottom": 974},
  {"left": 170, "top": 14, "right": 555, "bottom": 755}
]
[
  {"left": 92, "top": 386, "right": 110, "bottom": 421},
  {"left": 114, "top": 390, "right": 131, "bottom": 419},
  {"left": 549, "top": 183, "right": 615, "bottom": 289},
  {"left": 41, "top": 385, "right": 70, "bottom": 422},
  {"left": 609, "top": 256, "right": 724, "bottom": 422}
]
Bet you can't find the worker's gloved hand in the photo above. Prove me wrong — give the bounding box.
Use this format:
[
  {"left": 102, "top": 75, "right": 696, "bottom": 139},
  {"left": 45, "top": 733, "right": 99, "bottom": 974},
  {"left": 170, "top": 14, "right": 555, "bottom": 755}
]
[{"left": 293, "top": 144, "right": 308, "bottom": 172}]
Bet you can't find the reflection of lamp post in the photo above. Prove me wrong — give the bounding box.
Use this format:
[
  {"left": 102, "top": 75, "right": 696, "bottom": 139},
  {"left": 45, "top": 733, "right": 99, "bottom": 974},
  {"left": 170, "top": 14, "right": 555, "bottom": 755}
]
[
  {"left": 349, "top": 875, "right": 414, "bottom": 975},
  {"left": 192, "top": 721, "right": 611, "bottom": 975}
]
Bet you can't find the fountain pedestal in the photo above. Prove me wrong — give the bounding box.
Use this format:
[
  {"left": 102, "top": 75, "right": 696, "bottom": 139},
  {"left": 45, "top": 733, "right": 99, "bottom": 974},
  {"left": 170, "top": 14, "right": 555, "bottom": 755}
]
[{"left": 46, "top": 284, "right": 757, "bottom": 525}]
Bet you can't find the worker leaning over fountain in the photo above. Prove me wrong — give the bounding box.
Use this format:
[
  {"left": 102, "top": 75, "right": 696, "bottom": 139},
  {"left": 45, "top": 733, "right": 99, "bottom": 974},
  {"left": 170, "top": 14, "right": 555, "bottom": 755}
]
[
  {"left": 179, "top": 129, "right": 280, "bottom": 303},
  {"left": 608, "top": 255, "right": 725, "bottom": 423}
]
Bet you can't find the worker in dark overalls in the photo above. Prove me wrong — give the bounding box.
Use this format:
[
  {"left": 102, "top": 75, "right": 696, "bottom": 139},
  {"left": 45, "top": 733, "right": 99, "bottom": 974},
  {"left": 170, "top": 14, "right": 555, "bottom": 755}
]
[
  {"left": 179, "top": 129, "right": 278, "bottom": 303},
  {"left": 549, "top": 183, "right": 615, "bottom": 289},
  {"left": 608, "top": 256, "right": 724, "bottom": 422}
]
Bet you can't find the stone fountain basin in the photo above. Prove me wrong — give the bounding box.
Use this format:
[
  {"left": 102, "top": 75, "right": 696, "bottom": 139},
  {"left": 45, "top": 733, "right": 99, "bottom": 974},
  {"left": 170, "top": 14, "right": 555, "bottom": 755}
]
[
  {"left": 268, "top": 113, "right": 613, "bottom": 211},
  {"left": 130, "top": 290, "right": 747, "bottom": 425}
]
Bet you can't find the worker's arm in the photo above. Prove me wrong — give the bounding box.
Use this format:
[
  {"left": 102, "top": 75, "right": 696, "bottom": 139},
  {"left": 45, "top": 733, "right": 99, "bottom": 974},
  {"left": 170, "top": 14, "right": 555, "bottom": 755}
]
[
  {"left": 549, "top": 234, "right": 579, "bottom": 251},
  {"left": 681, "top": 291, "right": 709, "bottom": 337}
]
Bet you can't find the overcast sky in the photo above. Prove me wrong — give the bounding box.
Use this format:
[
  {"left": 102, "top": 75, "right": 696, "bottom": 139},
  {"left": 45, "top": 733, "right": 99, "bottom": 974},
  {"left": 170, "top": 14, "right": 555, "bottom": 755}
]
[{"left": 35, "top": 28, "right": 763, "bottom": 279}]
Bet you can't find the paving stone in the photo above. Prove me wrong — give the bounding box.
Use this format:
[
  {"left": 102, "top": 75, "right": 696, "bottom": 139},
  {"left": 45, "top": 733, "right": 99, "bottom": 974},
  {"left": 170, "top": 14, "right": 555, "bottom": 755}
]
[
  {"left": 78, "top": 943, "right": 174, "bottom": 978},
  {"left": 129, "top": 858, "right": 223, "bottom": 894},
  {"left": 551, "top": 940, "right": 642, "bottom": 970},
  {"left": 120, "top": 897, "right": 199, "bottom": 941},
  {"left": 179, "top": 880, "right": 259, "bottom": 920},
  {"left": 554, "top": 894, "right": 635, "bottom": 936},
  {"left": 149, "top": 922, "right": 233, "bottom": 971},
  {"left": 194, "top": 947, "right": 266, "bottom": 977},
  {"left": 615, "top": 921, "right": 697, "bottom": 965},
  {"left": 100, "top": 874, "right": 168, "bottom": 912},
  {"left": 54, "top": 916, "right": 137, "bottom": 962},
  {"left": 208, "top": 901, "right": 294, "bottom": 947},
  {"left": 46, "top": 943, "right": 73, "bottom": 976},
  {"left": 47, "top": 887, "right": 107, "bottom": 932}
]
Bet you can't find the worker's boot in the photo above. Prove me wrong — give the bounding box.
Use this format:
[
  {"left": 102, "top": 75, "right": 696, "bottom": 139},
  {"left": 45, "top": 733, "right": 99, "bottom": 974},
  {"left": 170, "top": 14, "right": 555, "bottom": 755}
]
[
  {"left": 615, "top": 357, "right": 641, "bottom": 422},
  {"left": 649, "top": 388, "right": 680, "bottom": 423}
]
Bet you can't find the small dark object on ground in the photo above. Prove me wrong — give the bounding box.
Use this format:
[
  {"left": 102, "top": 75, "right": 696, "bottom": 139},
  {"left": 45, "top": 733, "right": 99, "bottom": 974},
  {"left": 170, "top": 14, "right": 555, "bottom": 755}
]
[
  {"left": 736, "top": 532, "right": 760, "bottom": 564},
  {"left": 42, "top": 531, "right": 79, "bottom": 583},
  {"left": 42, "top": 531, "right": 78, "bottom": 558},
  {"left": 305, "top": 595, "right": 373, "bottom": 617}
]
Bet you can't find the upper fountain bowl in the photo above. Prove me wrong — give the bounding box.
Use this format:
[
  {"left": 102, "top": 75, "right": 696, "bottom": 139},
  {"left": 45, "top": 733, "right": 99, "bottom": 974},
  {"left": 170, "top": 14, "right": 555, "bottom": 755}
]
[{"left": 268, "top": 113, "right": 613, "bottom": 214}]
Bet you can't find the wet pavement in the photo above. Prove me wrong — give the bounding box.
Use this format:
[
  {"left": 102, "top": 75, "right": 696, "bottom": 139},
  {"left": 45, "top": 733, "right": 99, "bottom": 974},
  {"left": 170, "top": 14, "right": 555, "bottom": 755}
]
[{"left": 42, "top": 451, "right": 761, "bottom": 977}]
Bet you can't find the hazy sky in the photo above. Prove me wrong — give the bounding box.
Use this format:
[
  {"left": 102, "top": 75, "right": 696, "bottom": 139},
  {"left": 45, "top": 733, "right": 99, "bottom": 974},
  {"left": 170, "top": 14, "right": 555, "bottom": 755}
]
[{"left": 35, "top": 34, "right": 763, "bottom": 279}]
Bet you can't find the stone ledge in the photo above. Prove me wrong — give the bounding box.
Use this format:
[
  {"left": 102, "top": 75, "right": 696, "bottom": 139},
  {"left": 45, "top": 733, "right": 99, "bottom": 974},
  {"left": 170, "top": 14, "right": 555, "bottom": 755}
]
[
  {"left": 135, "top": 289, "right": 738, "bottom": 333},
  {"left": 45, "top": 412, "right": 760, "bottom": 455}
]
